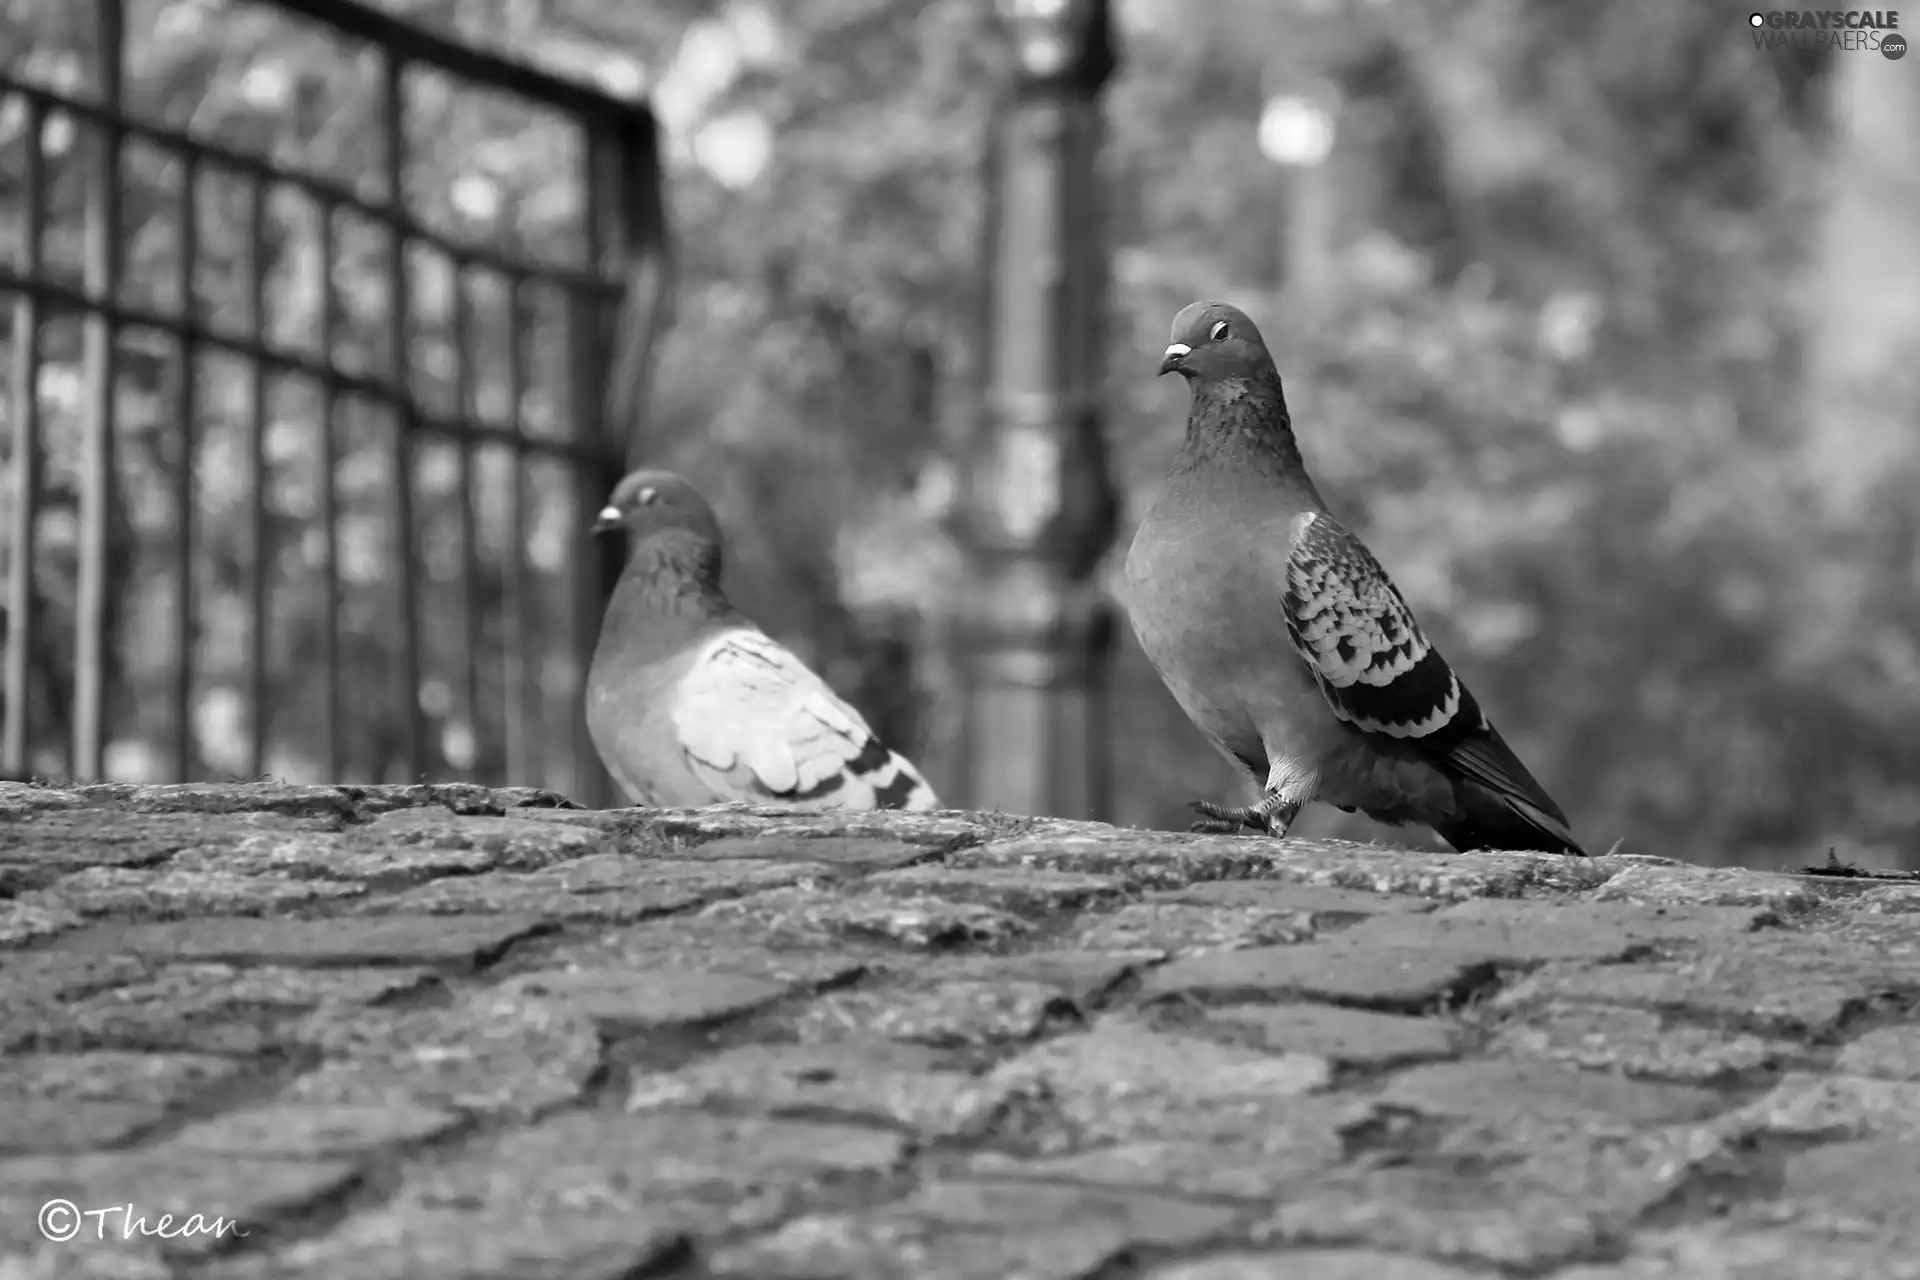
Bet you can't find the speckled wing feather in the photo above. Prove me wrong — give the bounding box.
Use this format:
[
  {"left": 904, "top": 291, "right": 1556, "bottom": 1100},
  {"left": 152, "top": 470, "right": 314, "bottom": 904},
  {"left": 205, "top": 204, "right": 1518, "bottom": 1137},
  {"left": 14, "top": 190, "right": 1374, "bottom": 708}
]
[
  {"left": 1281, "top": 511, "right": 1582, "bottom": 849},
  {"left": 670, "top": 628, "right": 939, "bottom": 811},
  {"left": 1281, "top": 511, "right": 1464, "bottom": 739}
]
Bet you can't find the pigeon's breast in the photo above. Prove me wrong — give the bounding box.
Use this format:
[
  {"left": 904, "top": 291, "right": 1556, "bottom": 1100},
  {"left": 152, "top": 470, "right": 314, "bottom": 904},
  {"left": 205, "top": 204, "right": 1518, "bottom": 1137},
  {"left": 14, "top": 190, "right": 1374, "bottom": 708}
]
[
  {"left": 1125, "top": 495, "right": 1280, "bottom": 652},
  {"left": 586, "top": 639, "right": 716, "bottom": 806},
  {"left": 1124, "top": 482, "right": 1346, "bottom": 774},
  {"left": 1124, "top": 495, "right": 1290, "bottom": 754}
]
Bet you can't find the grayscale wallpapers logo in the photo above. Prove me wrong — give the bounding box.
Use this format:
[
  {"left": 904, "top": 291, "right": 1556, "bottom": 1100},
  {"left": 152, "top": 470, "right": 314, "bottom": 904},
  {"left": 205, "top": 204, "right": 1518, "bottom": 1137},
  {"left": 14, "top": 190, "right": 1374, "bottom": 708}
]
[{"left": 1747, "top": 10, "right": 1906, "bottom": 56}]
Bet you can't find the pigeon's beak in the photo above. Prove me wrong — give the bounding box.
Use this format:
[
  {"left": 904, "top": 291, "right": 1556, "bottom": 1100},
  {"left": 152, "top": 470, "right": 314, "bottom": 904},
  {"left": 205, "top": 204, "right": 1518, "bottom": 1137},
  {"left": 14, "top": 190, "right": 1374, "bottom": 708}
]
[
  {"left": 591, "top": 505, "right": 624, "bottom": 536},
  {"left": 1158, "top": 343, "right": 1191, "bottom": 377}
]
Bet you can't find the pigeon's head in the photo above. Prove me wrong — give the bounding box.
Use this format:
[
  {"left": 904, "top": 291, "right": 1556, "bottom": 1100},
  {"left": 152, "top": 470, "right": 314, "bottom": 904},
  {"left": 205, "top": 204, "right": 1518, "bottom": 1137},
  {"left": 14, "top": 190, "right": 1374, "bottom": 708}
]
[
  {"left": 1158, "top": 301, "right": 1273, "bottom": 382},
  {"left": 592, "top": 469, "right": 724, "bottom": 549}
]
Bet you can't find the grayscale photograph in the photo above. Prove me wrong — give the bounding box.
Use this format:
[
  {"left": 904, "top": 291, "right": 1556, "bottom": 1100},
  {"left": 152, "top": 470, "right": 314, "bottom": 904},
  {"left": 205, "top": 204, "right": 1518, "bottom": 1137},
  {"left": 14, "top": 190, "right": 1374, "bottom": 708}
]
[{"left": 2, "top": 0, "right": 1916, "bottom": 1274}]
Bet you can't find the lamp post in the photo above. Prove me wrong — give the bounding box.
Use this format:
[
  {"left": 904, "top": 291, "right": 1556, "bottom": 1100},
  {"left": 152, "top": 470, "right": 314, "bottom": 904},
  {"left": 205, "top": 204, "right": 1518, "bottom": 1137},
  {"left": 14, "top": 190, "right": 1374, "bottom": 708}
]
[
  {"left": 955, "top": 0, "right": 1119, "bottom": 820},
  {"left": 1256, "top": 83, "right": 1339, "bottom": 304}
]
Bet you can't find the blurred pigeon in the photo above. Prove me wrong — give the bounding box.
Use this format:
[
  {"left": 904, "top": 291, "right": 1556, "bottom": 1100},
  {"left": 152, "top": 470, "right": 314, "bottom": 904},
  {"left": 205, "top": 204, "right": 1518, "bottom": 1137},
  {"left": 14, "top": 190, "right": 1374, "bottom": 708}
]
[
  {"left": 586, "top": 470, "right": 940, "bottom": 812},
  {"left": 1124, "top": 301, "right": 1586, "bottom": 855}
]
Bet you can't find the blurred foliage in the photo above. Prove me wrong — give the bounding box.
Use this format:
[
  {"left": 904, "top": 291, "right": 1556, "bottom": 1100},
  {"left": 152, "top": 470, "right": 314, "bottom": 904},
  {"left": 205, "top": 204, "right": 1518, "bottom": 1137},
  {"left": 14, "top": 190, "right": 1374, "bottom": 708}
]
[{"left": 1, "top": 0, "right": 1915, "bottom": 866}]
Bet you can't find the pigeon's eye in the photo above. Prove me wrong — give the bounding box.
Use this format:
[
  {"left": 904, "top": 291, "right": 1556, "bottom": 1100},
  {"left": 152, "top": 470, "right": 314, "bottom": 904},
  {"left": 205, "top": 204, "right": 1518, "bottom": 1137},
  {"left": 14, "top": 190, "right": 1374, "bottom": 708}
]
[
  {"left": 637, "top": 487, "right": 659, "bottom": 506},
  {"left": 1208, "top": 320, "right": 1230, "bottom": 342}
]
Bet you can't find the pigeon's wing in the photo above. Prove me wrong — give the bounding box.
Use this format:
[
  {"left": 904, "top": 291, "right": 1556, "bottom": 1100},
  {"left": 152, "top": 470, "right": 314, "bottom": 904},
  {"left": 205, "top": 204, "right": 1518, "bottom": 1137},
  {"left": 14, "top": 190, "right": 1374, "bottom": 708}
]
[
  {"left": 669, "top": 627, "right": 940, "bottom": 811},
  {"left": 1280, "top": 511, "right": 1584, "bottom": 853}
]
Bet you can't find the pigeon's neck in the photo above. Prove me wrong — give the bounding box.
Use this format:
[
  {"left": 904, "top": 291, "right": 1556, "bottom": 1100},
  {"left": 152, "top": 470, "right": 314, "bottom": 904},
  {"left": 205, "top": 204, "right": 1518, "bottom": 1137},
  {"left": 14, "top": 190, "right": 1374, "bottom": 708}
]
[
  {"left": 1173, "top": 372, "right": 1319, "bottom": 499},
  {"left": 607, "top": 536, "right": 734, "bottom": 627}
]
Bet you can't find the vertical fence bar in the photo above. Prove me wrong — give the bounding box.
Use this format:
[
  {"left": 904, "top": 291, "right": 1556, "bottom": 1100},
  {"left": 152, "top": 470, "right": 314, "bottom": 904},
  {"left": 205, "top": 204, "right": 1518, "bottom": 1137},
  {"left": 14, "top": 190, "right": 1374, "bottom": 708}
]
[
  {"left": 557, "top": 294, "right": 600, "bottom": 805},
  {"left": 580, "top": 106, "right": 672, "bottom": 802},
  {"left": 450, "top": 257, "right": 482, "bottom": 779},
  {"left": 73, "top": 0, "right": 126, "bottom": 781},
  {"left": 500, "top": 274, "right": 533, "bottom": 788},
  {"left": 600, "top": 106, "right": 672, "bottom": 457},
  {"left": 170, "top": 152, "right": 200, "bottom": 781},
  {"left": 243, "top": 178, "right": 270, "bottom": 778},
  {"left": 317, "top": 201, "right": 342, "bottom": 782},
  {"left": 3, "top": 96, "right": 47, "bottom": 776},
  {"left": 382, "top": 52, "right": 426, "bottom": 782},
  {"left": 562, "top": 127, "right": 619, "bottom": 807}
]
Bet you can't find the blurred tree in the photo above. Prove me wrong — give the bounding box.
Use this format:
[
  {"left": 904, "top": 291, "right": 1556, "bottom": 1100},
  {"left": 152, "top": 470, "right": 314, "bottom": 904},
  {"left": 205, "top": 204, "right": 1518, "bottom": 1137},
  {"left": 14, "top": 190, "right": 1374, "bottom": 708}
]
[{"left": 1799, "top": 45, "right": 1920, "bottom": 867}]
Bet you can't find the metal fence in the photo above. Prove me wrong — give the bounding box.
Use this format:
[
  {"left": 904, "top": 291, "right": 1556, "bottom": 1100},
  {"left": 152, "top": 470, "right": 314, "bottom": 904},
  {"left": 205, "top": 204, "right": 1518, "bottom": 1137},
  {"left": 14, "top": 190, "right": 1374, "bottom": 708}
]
[{"left": 0, "top": 0, "right": 669, "bottom": 802}]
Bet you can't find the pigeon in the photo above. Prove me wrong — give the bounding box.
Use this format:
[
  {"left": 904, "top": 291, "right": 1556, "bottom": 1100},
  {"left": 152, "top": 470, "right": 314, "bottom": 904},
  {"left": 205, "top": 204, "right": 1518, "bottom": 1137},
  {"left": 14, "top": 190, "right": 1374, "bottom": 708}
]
[
  {"left": 585, "top": 469, "right": 941, "bottom": 813},
  {"left": 1124, "top": 301, "right": 1586, "bottom": 855}
]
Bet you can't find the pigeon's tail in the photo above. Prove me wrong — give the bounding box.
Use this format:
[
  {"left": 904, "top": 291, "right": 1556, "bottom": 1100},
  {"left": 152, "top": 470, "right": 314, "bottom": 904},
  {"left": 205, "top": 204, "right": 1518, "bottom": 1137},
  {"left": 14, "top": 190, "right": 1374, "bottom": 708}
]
[
  {"left": 1432, "top": 726, "right": 1588, "bottom": 857},
  {"left": 793, "top": 736, "right": 941, "bottom": 812},
  {"left": 1434, "top": 778, "right": 1588, "bottom": 857},
  {"left": 871, "top": 757, "right": 941, "bottom": 812},
  {"left": 857, "top": 742, "right": 942, "bottom": 812}
]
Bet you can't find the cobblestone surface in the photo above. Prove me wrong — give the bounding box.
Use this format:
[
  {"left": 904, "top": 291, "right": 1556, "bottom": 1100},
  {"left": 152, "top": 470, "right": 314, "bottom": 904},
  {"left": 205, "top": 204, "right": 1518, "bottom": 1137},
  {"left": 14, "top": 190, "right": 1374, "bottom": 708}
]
[{"left": 2, "top": 781, "right": 1918, "bottom": 1278}]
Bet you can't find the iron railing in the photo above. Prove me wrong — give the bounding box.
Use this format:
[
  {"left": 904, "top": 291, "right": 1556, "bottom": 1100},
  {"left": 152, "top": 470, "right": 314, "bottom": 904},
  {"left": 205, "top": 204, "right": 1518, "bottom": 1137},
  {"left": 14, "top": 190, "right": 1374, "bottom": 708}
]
[{"left": 0, "top": 0, "right": 669, "bottom": 803}]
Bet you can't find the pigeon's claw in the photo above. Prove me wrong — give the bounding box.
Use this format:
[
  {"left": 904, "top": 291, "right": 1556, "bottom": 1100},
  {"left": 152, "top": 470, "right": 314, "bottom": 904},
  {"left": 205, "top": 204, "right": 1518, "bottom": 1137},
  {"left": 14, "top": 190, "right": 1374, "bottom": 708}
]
[
  {"left": 1188, "top": 798, "right": 1273, "bottom": 836},
  {"left": 1188, "top": 794, "right": 1303, "bottom": 838}
]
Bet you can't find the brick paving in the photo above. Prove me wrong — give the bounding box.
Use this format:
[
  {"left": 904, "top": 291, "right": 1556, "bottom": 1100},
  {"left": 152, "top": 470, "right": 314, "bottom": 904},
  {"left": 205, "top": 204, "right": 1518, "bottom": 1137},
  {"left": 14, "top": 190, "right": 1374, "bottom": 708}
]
[{"left": 1, "top": 780, "right": 1918, "bottom": 1279}]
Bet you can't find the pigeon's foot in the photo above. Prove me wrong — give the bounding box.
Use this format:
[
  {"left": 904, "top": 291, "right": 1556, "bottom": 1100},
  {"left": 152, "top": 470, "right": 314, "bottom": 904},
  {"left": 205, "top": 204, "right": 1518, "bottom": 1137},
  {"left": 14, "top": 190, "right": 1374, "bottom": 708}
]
[
  {"left": 1188, "top": 795, "right": 1300, "bottom": 837},
  {"left": 1188, "top": 799, "right": 1263, "bottom": 835}
]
